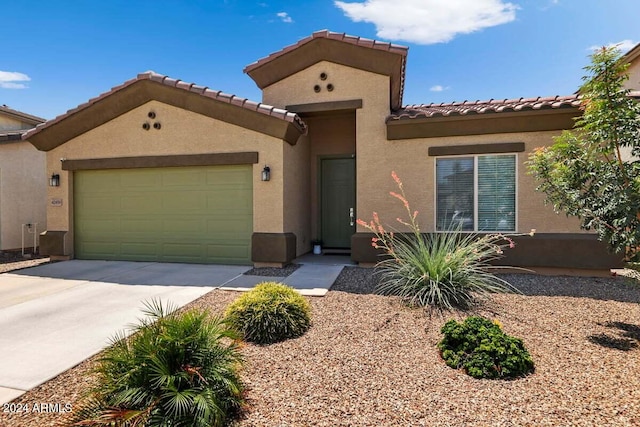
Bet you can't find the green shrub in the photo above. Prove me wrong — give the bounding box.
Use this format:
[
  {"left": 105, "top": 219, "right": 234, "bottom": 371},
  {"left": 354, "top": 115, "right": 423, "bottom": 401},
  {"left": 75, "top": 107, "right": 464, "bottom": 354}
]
[
  {"left": 72, "top": 299, "right": 244, "bottom": 427},
  {"left": 224, "top": 282, "right": 312, "bottom": 345},
  {"left": 437, "top": 316, "right": 534, "bottom": 379},
  {"left": 357, "top": 172, "right": 527, "bottom": 311}
]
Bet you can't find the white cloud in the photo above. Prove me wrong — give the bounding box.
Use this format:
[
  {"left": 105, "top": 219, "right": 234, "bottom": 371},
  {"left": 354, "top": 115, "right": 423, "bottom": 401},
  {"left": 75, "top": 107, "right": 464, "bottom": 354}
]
[
  {"left": 334, "top": 0, "right": 518, "bottom": 44},
  {"left": 0, "top": 71, "right": 30, "bottom": 89},
  {"left": 277, "top": 11, "right": 293, "bottom": 23},
  {"left": 589, "top": 39, "right": 637, "bottom": 54},
  {"left": 430, "top": 85, "right": 450, "bottom": 92}
]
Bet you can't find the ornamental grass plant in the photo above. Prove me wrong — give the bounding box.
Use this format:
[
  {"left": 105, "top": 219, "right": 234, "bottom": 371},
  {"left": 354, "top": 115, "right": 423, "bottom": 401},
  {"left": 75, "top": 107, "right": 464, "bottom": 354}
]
[
  {"left": 72, "top": 299, "right": 244, "bottom": 427},
  {"left": 357, "top": 172, "right": 529, "bottom": 311}
]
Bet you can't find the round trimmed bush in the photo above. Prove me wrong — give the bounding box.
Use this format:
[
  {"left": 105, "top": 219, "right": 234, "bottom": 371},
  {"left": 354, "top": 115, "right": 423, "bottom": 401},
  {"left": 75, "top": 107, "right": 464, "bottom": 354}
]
[
  {"left": 437, "top": 316, "right": 534, "bottom": 379},
  {"left": 225, "top": 282, "right": 312, "bottom": 345}
]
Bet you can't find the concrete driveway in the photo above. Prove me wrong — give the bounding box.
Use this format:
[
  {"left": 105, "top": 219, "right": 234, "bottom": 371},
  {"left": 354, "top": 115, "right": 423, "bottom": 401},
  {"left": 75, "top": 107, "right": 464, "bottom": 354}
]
[{"left": 0, "top": 260, "right": 251, "bottom": 404}]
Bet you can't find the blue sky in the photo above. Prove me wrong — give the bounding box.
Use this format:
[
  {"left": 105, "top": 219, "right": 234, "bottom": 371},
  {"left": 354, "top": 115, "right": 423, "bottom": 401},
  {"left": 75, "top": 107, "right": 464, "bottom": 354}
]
[{"left": 2, "top": 0, "right": 638, "bottom": 120}]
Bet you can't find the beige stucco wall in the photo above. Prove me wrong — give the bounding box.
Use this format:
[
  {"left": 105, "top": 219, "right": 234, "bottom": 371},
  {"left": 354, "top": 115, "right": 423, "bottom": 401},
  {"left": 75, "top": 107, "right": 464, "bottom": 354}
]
[
  {"left": 0, "top": 115, "right": 32, "bottom": 132},
  {"left": 263, "top": 60, "right": 583, "bottom": 236},
  {"left": 263, "top": 61, "right": 392, "bottom": 236},
  {"left": 366, "top": 131, "right": 583, "bottom": 234},
  {"left": 624, "top": 57, "right": 640, "bottom": 91},
  {"left": 42, "top": 100, "right": 289, "bottom": 256},
  {"left": 283, "top": 135, "right": 311, "bottom": 255},
  {"left": 0, "top": 142, "right": 47, "bottom": 250}
]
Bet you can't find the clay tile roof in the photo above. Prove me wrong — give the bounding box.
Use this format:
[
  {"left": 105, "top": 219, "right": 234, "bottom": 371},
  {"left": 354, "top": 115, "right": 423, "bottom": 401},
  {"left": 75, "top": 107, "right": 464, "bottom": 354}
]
[
  {"left": 245, "top": 29, "right": 408, "bottom": 74},
  {"left": 0, "top": 131, "right": 27, "bottom": 143},
  {"left": 23, "top": 71, "right": 307, "bottom": 141},
  {"left": 0, "top": 105, "right": 45, "bottom": 125},
  {"left": 388, "top": 94, "right": 584, "bottom": 122}
]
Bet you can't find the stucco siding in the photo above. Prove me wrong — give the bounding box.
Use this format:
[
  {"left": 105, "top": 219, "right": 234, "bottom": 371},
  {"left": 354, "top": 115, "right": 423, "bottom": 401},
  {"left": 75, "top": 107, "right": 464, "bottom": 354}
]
[
  {"left": 624, "top": 58, "right": 640, "bottom": 91},
  {"left": 283, "top": 134, "right": 311, "bottom": 255},
  {"left": 0, "top": 115, "right": 32, "bottom": 132},
  {"left": 357, "top": 131, "right": 583, "bottom": 234},
  {"left": 43, "top": 100, "right": 288, "bottom": 256},
  {"left": 0, "top": 142, "right": 47, "bottom": 250},
  {"left": 263, "top": 61, "right": 391, "bottom": 239}
]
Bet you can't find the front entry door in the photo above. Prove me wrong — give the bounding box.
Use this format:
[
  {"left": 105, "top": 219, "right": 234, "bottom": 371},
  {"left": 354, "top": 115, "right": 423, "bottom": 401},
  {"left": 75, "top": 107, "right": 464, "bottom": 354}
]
[{"left": 320, "top": 157, "right": 356, "bottom": 248}]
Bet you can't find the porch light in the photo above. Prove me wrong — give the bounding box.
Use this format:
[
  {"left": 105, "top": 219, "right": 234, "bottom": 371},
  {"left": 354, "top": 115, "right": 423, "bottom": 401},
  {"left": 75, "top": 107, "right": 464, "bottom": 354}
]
[
  {"left": 49, "top": 173, "right": 60, "bottom": 187},
  {"left": 261, "top": 165, "right": 271, "bottom": 182}
]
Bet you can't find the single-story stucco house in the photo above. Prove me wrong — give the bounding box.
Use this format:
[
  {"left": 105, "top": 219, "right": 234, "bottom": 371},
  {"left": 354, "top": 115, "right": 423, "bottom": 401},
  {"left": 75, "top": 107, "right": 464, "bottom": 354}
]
[
  {"left": 0, "top": 105, "right": 46, "bottom": 251},
  {"left": 24, "top": 31, "right": 640, "bottom": 273}
]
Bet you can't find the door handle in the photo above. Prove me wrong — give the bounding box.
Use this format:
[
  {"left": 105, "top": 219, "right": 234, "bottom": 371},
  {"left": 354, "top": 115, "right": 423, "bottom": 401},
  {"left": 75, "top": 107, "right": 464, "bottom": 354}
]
[{"left": 349, "top": 207, "right": 354, "bottom": 226}]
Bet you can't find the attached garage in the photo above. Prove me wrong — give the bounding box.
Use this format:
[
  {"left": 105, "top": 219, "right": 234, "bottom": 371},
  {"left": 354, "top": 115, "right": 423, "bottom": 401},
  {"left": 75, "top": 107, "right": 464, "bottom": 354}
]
[{"left": 74, "top": 165, "right": 253, "bottom": 264}]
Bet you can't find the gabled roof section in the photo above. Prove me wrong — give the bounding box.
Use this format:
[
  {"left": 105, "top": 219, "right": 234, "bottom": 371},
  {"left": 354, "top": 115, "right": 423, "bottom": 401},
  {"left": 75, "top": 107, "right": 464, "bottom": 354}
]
[
  {"left": 0, "top": 105, "right": 45, "bottom": 126},
  {"left": 24, "top": 71, "right": 307, "bottom": 151},
  {"left": 244, "top": 30, "right": 408, "bottom": 110},
  {"left": 623, "top": 42, "right": 640, "bottom": 63},
  {"left": 389, "top": 94, "right": 583, "bottom": 121}
]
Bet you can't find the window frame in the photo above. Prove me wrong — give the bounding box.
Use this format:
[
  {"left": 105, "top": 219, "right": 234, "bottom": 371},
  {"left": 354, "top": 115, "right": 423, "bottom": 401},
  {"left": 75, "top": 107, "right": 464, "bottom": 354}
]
[{"left": 434, "top": 153, "right": 518, "bottom": 233}]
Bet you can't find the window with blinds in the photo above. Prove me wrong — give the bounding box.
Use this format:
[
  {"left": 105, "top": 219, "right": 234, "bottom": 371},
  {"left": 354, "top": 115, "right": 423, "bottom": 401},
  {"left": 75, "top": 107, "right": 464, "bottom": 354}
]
[{"left": 436, "top": 154, "right": 516, "bottom": 232}]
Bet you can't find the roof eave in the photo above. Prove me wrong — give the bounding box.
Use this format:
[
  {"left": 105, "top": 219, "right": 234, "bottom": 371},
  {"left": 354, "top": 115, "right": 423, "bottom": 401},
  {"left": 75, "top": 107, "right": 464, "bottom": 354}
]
[
  {"left": 244, "top": 30, "right": 408, "bottom": 110},
  {"left": 0, "top": 107, "right": 45, "bottom": 126},
  {"left": 386, "top": 107, "right": 581, "bottom": 140},
  {"left": 24, "top": 74, "right": 306, "bottom": 151}
]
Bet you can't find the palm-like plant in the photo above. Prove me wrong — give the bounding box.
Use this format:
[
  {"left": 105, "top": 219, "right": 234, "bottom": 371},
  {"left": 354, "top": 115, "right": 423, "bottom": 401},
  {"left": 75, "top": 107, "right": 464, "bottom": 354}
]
[{"left": 72, "top": 299, "right": 244, "bottom": 427}]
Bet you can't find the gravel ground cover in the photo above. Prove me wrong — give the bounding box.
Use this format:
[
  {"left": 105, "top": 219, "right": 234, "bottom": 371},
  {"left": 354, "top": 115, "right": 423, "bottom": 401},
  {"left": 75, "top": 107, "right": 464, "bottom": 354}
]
[
  {"left": 0, "top": 252, "right": 49, "bottom": 273},
  {"left": 243, "top": 263, "right": 300, "bottom": 277},
  {"left": 1, "top": 268, "right": 639, "bottom": 426}
]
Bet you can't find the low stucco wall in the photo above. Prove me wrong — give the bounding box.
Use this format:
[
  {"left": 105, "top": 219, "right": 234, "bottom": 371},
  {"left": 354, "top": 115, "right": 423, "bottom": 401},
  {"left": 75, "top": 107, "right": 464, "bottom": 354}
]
[
  {"left": 41, "top": 100, "right": 290, "bottom": 257},
  {"left": 0, "top": 142, "right": 47, "bottom": 250}
]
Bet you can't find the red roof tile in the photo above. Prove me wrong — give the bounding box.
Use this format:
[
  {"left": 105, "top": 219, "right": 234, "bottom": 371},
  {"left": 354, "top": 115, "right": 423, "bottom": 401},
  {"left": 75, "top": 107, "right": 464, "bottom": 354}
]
[
  {"left": 388, "top": 91, "right": 640, "bottom": 122},
  {"left": 23, "top": 71, "right": 307, "bottom": 140},
  {"left": 389, "top": 95, "right": 583, "bottom": 121},
  {"left": 244, "top": 30, "right": 408, "bottom": 74}
]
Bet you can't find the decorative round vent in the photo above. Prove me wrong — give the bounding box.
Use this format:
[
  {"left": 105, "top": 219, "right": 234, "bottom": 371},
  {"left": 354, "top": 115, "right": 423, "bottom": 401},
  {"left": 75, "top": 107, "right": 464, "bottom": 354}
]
[{"left": 314, "top": 85, "right": 321, "bottom": 93}]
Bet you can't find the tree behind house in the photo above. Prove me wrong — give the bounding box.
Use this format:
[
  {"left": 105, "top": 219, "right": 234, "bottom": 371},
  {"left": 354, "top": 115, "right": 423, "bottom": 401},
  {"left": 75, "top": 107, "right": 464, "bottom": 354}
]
[{"left": 528, "top": 46, "right": 640, "bottom": 262}]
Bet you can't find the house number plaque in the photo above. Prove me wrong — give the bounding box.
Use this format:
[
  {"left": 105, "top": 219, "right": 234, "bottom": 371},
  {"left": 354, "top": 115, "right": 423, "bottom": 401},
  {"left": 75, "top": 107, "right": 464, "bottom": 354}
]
[{"left": 50, "top": 198, "right": 63, "bottom": 207}]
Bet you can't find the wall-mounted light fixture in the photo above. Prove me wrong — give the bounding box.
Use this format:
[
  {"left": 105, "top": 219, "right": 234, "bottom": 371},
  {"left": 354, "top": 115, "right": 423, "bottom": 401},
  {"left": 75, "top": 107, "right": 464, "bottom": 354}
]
[
  {"left": 49, "top": 173, "right": 60, "bottom": 187},
  {"left": 261, "top": 165, "right": 271, "bottom": 182}
]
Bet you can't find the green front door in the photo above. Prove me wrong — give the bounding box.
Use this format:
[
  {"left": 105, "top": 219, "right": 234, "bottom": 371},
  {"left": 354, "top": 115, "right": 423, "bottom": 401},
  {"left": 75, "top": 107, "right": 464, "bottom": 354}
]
[
  {"left": 74, "top": 165, "right": 253, "bottom": 264},
  {"left": 320, "top": 157, "right": 356, "bottom": 248}
]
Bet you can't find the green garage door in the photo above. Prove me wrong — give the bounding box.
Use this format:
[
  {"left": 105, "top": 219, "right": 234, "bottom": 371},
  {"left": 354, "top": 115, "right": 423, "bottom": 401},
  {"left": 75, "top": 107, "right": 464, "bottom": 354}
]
[{"left": 74, "top": 165, "right": 253, "bottom": 265}]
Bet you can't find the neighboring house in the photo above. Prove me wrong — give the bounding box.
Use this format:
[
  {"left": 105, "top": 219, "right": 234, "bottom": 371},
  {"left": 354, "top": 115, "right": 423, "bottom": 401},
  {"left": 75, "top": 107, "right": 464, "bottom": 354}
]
[
  {"left": 24, "top": 31, "right": 638, "bottom": 272},
  {"left": 0, "top": 105, "right": 46, "bottom": 251}
]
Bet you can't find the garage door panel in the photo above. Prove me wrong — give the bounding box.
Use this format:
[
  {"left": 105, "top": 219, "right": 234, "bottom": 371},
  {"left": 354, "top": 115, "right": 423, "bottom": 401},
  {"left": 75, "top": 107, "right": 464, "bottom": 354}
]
[
  {"left": 120, "top": 170, "right": 161, "bottom": 187},
  {"left": 206, "top": 217, "right": 252, "bottom": 234},
  {"left": 75, "top": 165, "right": 253, "bottom": 265},
  {"left": 206, "top": 244, "right": 251, "bottom": 262},
  {"left": 165, "top": 192, "right": 208, "bottom": 211},
  {"left": 120, "top": 242, "right": 159, "bottom": 257},
  {"left": 162, "top": 169, "right": 206, "bottom": 186},
  {"left": 120, "top": 219, "right": 162, "bottom": 233},
  {"left": 161, "top": 218, "right": 205, "bottom": 234},
  {"left": 206, "top": 191, "right": 252, "bottom": 211},
  {"left": 78, "top": 242, "right": 120, "bottom": 259}
]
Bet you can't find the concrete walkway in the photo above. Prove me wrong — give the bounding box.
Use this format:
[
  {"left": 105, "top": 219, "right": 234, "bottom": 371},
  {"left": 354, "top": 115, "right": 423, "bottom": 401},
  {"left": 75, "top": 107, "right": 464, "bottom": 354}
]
[{"left": 0, "top": 257, "right": 348, "bottom": 404}]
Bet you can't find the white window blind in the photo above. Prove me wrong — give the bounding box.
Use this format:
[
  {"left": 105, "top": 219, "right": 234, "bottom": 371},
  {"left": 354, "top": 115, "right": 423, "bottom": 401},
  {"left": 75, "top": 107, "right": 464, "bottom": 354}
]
[{"left": 436, "top": 154, "right": 516, "bottom": 232}]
